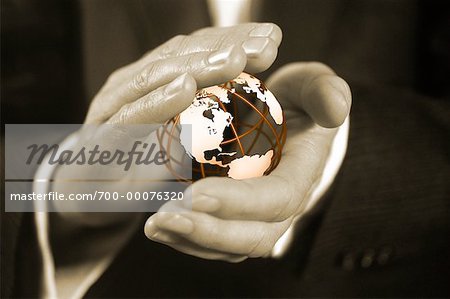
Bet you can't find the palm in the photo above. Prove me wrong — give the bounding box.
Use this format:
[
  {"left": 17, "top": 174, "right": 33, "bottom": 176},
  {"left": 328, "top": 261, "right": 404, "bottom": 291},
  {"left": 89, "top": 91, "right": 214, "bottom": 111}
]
[{"left": 145, "top": 62, "right": 351, "bottom": 262}]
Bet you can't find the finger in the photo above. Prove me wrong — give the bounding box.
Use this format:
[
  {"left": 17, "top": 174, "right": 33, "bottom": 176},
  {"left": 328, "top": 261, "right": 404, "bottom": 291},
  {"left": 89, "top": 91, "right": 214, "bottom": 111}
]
[
  {"left": 242, "top": 37, "right": 278, "bottom": 73},
  {"left": 145, "top": 224, "right": 247, "bottom": 262},
  {"left": 108, "top": 23, "right": 283, "bottom": 86},
  {"left": 86, "top": 45, "right": 246, "bottom": 124},
  {"left": 266, "top": 62, "right": 352, "bottom": 128},
  {"left": 147, "top": 209, "right": 291, "bottom": 257},
  {"left": 106, "top": 73, "right": 196, "bottom": 124},
  {"left": 151, "top": 36, "right": 278, "bottom": 74},
  {"left": 192, "top": 23, "right": 282, "bottom": 46},
  {"left": 141, "top": 23, "right": 282, "bottom": 64},
  {"left": 166, "top": 242, "right": 248, "bottom": 262},
  {"left": 183, "top": 123, "right": 336, "bottom": 222},
  {"left": 192, "top": 23, "right": 282, "bottom": 73}
]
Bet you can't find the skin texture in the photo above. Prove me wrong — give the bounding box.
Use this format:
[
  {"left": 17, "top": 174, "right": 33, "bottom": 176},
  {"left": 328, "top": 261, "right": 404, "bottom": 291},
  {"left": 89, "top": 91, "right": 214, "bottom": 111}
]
[{"left": 55, "top": 23, "right": 351, "bottom": 261}]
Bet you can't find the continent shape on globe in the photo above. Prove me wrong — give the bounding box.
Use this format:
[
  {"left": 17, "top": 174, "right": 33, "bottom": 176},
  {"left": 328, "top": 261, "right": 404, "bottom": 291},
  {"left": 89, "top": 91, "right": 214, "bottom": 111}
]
[{"left": 179, "top": 72, "right": 284, "bottom": 180}]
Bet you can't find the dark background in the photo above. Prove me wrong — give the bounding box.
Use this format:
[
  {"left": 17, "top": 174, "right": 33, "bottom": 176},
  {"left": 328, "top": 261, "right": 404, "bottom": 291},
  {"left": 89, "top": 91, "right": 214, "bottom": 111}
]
[{"left": 1, "top": 0, "right": 450, "bottom": 125}]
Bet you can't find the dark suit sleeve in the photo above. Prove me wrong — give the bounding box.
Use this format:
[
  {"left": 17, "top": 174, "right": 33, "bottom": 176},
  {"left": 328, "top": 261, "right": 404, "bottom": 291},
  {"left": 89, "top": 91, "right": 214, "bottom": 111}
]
[{"left": 292, "top": 84, "right": 450, "bottom": 297}]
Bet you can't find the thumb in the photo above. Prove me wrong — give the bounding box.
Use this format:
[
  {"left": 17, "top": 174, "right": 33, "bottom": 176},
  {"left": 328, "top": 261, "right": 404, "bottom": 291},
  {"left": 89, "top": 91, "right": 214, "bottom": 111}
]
[{"left": 266, "top": 62, "right": 351, "bottom": 128}]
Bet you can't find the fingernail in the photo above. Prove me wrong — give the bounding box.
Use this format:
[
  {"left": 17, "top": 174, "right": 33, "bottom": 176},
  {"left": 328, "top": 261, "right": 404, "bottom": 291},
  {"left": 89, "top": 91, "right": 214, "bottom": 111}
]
[
  {"left": 249, "top": 23, "right": 275, "bottom": 37},
  {"left": 156, "top": 213, "right": 194, "bottom": 235},
  {"left": 208, "top": 45, "right": 235, "bottom": 65},
  {"left": 150, "top": 231, "right": 178, "bottom": 244},
  {"left": 242, "top": 38, "right": 269, "bottom": 57},
  {"left": 165, "top": 73, "right": 188, "bottom": 95},
  {"left": 192, "top": 195, "right": 221, "bottom": 212}
]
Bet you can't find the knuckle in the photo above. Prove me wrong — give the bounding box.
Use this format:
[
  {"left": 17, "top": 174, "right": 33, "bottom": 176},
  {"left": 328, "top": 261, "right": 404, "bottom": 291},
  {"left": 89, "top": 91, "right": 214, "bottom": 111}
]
[
  {"left": 129, "top": 66, "right": 154, "bottom": 95},
  {"left": 106, "top": 69, "right": 120, "bottom": 84},
  {"left": 212, "top": 35, "right": 228, "bottom": 49},
  {"left": 160, "top": 35, "right": 187, "bottom": 58},
  {"left": 140, "top": 48, "right": 153, "bottom": 59},
  {"left": 184, "top": 54, "right": 198, "bottom": 72},
  {"left": 107, "top": 65, "right": 130, "bottom": 83},
  {"left": 117, "top": 103, "right": 132, "bottom": 124},
  {"left": 183, "top": 54, "right": 208, "bottom": 77}
]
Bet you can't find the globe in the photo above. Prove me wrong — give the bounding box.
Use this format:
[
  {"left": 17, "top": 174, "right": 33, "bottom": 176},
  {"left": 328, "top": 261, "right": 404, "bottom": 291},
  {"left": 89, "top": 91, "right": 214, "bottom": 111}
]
[{"left": 157, "top": 72, "right": 286, "bottom": 182}]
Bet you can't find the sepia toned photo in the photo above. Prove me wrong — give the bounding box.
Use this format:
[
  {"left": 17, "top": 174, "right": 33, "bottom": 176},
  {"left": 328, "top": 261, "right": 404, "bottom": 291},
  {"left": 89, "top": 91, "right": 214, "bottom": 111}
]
[{"left": 1, "top": 0, "right": 449, "bottom": 298}]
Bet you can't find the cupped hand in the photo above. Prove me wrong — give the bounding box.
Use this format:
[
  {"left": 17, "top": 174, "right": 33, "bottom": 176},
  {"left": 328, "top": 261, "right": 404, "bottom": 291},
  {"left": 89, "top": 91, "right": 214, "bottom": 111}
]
[
  {"left": 85, "top": 22, "right": 282, "bottom": 125},
  {"left": 144, "top": 62, "right": 352, "bottom": 262},
  {"left": 52, "top": 23, "right": 283, "bottom": 226}
]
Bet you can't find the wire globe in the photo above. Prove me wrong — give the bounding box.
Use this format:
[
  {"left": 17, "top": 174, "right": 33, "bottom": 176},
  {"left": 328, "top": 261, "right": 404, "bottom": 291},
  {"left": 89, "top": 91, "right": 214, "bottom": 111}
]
[{"left": 157, "top": 72, "right": 286, "bottom": 182}]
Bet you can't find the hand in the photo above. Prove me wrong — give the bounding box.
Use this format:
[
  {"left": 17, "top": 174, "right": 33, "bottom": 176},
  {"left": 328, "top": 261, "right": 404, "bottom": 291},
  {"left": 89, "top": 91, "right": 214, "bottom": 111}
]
[
  {"left": 144, "top": 62, "right": 352, "bottom": 262},
  {"left": 52, "top": 23, "right": 283, "bottom": 226},
  {"left": 85, "top": 22, "right": 282, "bottom": 125}
]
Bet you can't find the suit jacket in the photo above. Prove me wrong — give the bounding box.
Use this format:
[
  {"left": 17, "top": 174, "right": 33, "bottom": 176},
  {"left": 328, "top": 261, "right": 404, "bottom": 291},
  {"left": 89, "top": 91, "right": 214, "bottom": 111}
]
[
  {"left": 59, "top": 85, "right": 450, "bottom": 298},
  {"left": 2, "top": 0, "right": 450, "bottom": 297}
]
